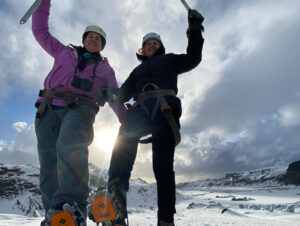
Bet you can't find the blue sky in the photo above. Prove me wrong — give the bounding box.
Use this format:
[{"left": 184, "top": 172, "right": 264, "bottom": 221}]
[{"left": 1, "top": 0, "right": 300, "bottom": 182}]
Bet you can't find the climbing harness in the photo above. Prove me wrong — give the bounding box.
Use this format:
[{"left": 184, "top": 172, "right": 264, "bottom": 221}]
[
  {"left": 134, "top": 83, "right": 181, "bottom": 146},
  {"left": 96, "top": 83, "right": 181, "bottom": 145},
  {"left": 35, "top": 85, "right": 98, "bottom": 133}
]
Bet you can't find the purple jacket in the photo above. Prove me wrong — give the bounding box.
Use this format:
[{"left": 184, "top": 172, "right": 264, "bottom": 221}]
[{"left": 32, "top": 0, "right": 125, "bottom": 121}]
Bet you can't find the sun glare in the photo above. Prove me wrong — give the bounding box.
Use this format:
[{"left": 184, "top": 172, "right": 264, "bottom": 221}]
[{"left": 94, "top": 129, "right": 118, "bottom": 153}]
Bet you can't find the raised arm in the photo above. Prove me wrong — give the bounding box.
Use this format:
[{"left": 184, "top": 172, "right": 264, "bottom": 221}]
[
  {"left": 173, "top": 9, "right": 205, "bottom": 74},
  {"left": 32, "top": 0, "right": 65, "bottom": 58}
]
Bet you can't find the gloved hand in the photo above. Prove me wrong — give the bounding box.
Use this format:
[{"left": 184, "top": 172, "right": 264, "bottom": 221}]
[
  {"left": 188, "top": 9, "right": 204, "bottom": 32},
  {"left": 95, "top": 88, "right": 107, "bottom": 106},
  {"left": 96, "top": 87, "right": 120, "bottom": 106},
  {"left": 104, "top": 88, "right": 120, "bottom": 103}
]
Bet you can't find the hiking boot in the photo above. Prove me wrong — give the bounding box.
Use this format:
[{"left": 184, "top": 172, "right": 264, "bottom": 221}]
[
  {"left": 40, "top": 218, "right": 48, "bottom": 226},
  {"left": 108, "top": 179, "right": 127, "bottom": 222},
  {"left": 102, "top": 219, "right": 127, "bottom": 226},
  {"left": 158, "top": 220, "right": 175, "bottom": 226}
]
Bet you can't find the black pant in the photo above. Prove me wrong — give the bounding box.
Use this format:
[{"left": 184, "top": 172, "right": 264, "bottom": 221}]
[{"left": 108, "top": 105, "right": 178, "bottom": 222}]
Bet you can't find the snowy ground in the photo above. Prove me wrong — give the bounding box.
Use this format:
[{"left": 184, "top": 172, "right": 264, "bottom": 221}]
[{"left": 1, "top": 183, "right": 299, "bottom": 226}]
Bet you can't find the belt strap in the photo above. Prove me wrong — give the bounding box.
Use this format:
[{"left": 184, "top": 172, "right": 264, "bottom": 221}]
[
  {"left": 39, "top": 87, "right": 97, "bottom": 107},
  {"left": 156, "top": 95, "right": 181, "bottom": 146},
  {"left": 36, "top": 86, "right": 98, "bottom": 131},
  {"left": 136, "top": 89, "right": 176, "bottom": 103}
]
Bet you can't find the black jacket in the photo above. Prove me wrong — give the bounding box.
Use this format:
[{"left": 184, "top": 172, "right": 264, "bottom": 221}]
[{"left": 119, "top": 29, "right": 204, "bottom": 118}]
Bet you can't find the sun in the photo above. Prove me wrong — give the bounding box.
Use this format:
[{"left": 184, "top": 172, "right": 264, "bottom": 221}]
[{"left": 94, "top": 129, "right": 118, "bottom": 153}]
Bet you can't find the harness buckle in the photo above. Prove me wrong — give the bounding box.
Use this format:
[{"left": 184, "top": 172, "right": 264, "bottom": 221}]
[
  {"left": 38, "top": 89, "right": 44, "bottom": 97},
  {"left": 67, "top": 102, "right": 77, "bottom": 109},
  {"left": 142, "top": 83, "right": 159, "bottom": 91},
  {"left": 160, "top": 106, "right": 172, "bottom": 112}
]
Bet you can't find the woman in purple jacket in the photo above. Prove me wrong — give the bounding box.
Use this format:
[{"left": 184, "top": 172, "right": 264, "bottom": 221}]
[{"left": 32, "top": 0, "right": 125, "bottom": 225}]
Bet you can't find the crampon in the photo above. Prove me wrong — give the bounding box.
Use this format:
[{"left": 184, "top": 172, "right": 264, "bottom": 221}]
[
  {"left": 88, "top": 181, "right": 128, "bottom": 226},
  {"left": 44, "top": 203, "right": 86, "bottom": 226}
]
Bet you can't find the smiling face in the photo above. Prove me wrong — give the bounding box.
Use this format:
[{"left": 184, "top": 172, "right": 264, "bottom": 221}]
[
  {"left": 83, "top": 32, "right": 102, "bottom": 53},
  {"left": 143, "top": 38, "right": 161, "bottom": 58}
]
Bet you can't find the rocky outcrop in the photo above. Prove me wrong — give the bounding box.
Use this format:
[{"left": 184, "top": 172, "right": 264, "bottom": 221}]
[
  {"left": 285, "top": 160, "right": 300, "bottom": 185},
  {"left": 0, "top": 166, "right": 40, "bottom": 198},
  {"left": 0, "top": 163, "right": 108, "bottom": 217},
  {"left": 0, "top": 163, "right": 42, "bottom": 216}
]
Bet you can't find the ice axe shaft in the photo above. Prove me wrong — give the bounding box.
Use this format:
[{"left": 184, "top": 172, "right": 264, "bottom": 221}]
[
  {"left": 180, "top": 0, "right": 205, "bottom": 32},
  {"left": 20, "top": 0, "right": 44, "bottom": 24},
  {"left": 180, "top": 0, "right": 191, "bottom": 11}
]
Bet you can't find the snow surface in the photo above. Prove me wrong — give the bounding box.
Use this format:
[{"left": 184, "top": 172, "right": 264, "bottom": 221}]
[{"left": 0, "top": 164, "right": 300, "bottom": 225}]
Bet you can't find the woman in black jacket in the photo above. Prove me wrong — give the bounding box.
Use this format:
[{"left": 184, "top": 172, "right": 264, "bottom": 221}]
[{"left": 106, "top": 9, "right": 204, "bottom": 226}]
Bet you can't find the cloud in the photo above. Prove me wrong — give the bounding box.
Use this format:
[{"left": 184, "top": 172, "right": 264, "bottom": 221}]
[
  {"left": 0, "top": 147, "right": 39, "bottom": 165},
  {"left": 277, "top": 103, "right": 300, "bottom": 127},
  {"left": 12, "top": 122, "right": 28, "bottom": 132},
  {"left": 182, "top": 0, "right": 300, "bottom": 133},
  {"left": 10, "top": 122, "right": 37, "bottom": 154},
  {"left": 174, "top": 0, "right": 300, "bottom": 180},
  {"left": 175, "top": 117, "right": 300, "bottom": 180},
  {"left": 0, "top": 140, "right": 5, "bottom": 151},
  {"left": 0, "top": 122, "right": 38, "bottom": 165},
  {"left": 0, "top": 4, "right": 52, "bottom": 102}
]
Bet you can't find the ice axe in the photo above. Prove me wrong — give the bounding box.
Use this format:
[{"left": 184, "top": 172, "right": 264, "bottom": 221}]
[
  {"left": 20, "top": 0, "right": 44, "bottom": 24},
  {"left": 180, "top": 0, "right": 204, "bottom": 24},
  {"left": 180, "top": 0, "right": 204, "bottom": 31},
  {"left": 180, "top": 0, "right": 191, "bottom": 11}
]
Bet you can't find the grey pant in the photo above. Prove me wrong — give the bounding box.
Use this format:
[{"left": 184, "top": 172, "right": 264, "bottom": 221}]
[{"left": 35, "top": 105, "right": 96, "bottom": 215}]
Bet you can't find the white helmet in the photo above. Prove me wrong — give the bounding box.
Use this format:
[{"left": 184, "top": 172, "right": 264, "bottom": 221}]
[{"left": 83, "top": 25, "right": 106, "bottom": 50}]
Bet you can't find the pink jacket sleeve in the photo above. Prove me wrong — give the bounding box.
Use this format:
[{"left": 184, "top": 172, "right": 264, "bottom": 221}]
[{"left": 32, "top": 0, "right": 65, "bottom": 58}]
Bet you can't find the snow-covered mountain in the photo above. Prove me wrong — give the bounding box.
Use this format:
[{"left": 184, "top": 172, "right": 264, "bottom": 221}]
[
  {"left": 176, "top": 166, "right": 300, "bottom": 219},
  {"left": 177, "top": 165, "right": 287, "bottom": 188},
  {"left": 0, "top": 162, "right": 157, "bottom": 217},
  {"left": 1, "top": 163, "right": 300, "bottom": 226}
]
